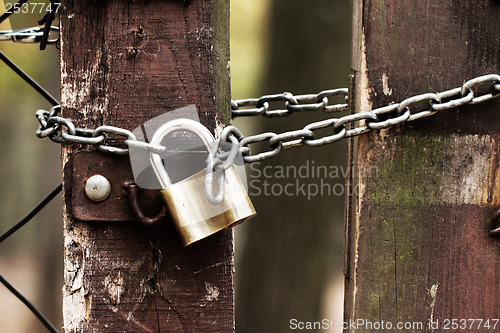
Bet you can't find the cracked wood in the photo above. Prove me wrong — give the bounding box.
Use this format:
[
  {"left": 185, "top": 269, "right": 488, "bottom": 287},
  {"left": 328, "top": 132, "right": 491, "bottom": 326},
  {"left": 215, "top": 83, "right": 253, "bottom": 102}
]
[
  {"left": 345, "top": 1, "right": 500, "bottom": 332},
  {"left": 60, "top": 0, "right": 233, "bottom": 332}
]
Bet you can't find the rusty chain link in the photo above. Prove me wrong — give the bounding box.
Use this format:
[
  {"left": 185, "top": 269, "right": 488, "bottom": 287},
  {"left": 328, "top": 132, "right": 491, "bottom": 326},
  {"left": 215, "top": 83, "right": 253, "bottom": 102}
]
[{"left": 35, "top": 74, "right": 500, "bottom": 164}]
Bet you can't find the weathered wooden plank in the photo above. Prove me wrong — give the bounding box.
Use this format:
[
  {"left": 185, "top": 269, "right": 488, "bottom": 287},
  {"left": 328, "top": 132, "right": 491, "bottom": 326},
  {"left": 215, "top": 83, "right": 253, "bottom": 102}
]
[
  {"left": 346, "top": 0, "right": 500, "bottom": 331},
  {"left": 60, "top": 0, "right": 233, "bottom": 332}
]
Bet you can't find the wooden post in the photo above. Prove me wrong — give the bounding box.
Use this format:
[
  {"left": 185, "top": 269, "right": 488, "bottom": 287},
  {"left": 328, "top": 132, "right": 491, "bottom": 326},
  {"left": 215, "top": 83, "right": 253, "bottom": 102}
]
[
  {"left": 60, "top": 1, "right": 233, "bottom": 332},
  {"left": 346, "top": 0, "right": 500, "bottom": 331}
]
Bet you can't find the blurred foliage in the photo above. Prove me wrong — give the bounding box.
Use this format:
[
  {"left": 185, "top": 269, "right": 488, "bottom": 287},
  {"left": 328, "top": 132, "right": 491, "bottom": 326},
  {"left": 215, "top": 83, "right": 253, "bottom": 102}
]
[
  {"left": 230, "top": 0, "right": 270, "bottom": 100},
  {"left": 0, "top": 7, "right": 62, "bottom": 333},
  {"left": 232, "top": 1, "right": 352, "bottom": 332}
]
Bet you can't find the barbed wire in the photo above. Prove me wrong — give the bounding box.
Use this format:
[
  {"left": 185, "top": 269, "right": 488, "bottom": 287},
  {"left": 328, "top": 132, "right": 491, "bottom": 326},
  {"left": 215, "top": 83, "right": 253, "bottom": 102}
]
[{"left": 0, "top": 26, "right": 59, "bottom": 44}]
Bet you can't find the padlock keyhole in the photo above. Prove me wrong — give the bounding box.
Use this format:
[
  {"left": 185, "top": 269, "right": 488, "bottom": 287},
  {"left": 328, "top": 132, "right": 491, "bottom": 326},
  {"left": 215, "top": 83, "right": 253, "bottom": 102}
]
[
  {"left": 158, "top": 131, "right": 209, "bottom": 184},
  {"left": 159, "top": 151, "right": 206, "bottom": 183}
]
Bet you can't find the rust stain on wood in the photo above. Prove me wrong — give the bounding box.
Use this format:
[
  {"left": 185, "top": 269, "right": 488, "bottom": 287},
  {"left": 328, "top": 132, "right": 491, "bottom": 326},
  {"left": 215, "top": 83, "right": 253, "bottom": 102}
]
[{"left": 67, "top": 151, "right": 166, "bottom": 222}]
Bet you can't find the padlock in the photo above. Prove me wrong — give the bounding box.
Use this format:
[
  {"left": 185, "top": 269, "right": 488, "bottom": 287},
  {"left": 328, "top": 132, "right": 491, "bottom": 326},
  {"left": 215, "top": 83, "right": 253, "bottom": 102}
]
[{"left": 149, "top": 118, "right": 256, "bottom": 246}]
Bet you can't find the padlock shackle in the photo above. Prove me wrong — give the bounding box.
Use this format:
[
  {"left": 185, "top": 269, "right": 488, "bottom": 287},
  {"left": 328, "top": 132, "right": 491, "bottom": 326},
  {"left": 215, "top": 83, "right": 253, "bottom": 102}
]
[{"left": 149, "top": 119, "right": 215, "bottom": 189}]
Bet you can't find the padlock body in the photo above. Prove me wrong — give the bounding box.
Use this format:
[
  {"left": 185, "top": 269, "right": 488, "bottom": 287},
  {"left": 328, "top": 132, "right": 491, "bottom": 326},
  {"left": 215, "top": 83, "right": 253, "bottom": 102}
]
[{"left": 161, "top": 165, "right": 256, "bottom": 246}]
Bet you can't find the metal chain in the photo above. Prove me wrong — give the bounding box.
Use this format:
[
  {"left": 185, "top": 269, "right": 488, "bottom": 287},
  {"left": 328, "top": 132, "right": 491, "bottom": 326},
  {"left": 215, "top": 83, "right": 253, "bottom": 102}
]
[
  {"left": 231, "top": 88, "right": 349, "bottom": 117},
  {"left": 36, "top": 105, "right": 165, "bottom": 155},
  {"left": 35, "top": 74, "right": 500, "bottom": 163},
  {"left": 229, "top": 73, "right": 500, "bottom": 163}
]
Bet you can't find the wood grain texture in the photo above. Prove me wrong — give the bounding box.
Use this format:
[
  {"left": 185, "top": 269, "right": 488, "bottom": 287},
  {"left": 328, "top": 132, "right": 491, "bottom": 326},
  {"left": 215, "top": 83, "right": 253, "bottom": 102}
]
[
  {"left": 346, "top": 0, "right": 500, "bottom": 331},
  {"left": 60, "top": 0, "right": 233, "bottom": 332}
]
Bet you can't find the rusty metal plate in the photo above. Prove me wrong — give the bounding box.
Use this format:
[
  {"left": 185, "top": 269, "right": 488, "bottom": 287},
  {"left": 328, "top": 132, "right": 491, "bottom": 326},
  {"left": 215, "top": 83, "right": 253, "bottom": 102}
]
[{"left": 68, "top": 151, "right": 164, "bottom": 222}]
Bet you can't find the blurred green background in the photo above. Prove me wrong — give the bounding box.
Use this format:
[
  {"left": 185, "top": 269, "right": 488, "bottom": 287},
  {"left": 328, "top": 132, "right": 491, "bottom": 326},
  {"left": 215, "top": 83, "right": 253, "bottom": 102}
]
[
  {"left": 232, "top": 1, "right": 351, "bottom": 332},
  {"left": 0, "top": 0, "right": 351, "bottom": 332},
  {"left": 0, "top": 3, "right": 62, "bottom": 332}
]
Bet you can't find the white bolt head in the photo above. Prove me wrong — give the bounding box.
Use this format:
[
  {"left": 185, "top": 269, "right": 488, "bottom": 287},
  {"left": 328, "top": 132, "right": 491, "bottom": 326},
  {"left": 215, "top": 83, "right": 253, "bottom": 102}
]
[{"left": 85, "top": 175, "right": 111, "bottom": 202}]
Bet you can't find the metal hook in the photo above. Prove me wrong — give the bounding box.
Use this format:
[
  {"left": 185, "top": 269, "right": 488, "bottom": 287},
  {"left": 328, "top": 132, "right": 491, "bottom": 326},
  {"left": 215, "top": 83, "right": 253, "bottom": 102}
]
[{"left": 123, "top": 181, "right": 167, "bottom": 226}]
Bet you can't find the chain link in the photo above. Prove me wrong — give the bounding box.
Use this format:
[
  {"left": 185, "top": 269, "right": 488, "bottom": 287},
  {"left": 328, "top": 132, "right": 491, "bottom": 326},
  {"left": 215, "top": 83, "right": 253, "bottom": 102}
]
[
  {"left": 35, "top": 105, "right": 161, "bottom": 155},
  {"left": 231, "top": 88, "right": 349, "bottom": 117},
  {"left": 234, "top": 74, "right": 500, "bottom": 163},
  {"left": 35, "top": 74, "right": 500, "bottom": 163}
]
